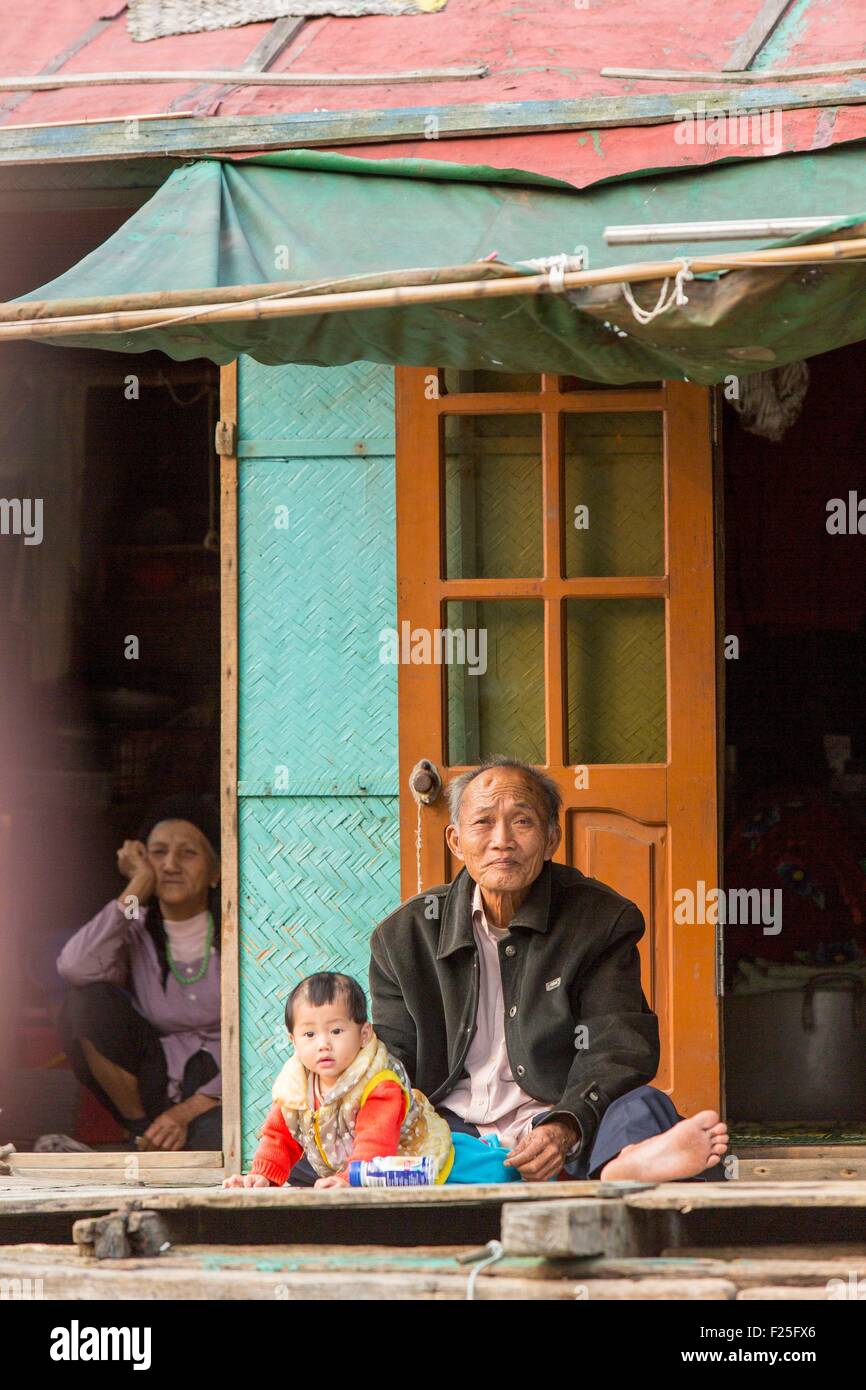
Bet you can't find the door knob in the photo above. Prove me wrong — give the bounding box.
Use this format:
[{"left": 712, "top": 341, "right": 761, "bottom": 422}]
[{"left": 409, "top": 759, "right": 443, "bottom": 804}]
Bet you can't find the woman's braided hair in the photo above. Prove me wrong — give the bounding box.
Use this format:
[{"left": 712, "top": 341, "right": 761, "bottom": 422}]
[{"left": 136, "top": 797, "right": 221, "bottom": 991}]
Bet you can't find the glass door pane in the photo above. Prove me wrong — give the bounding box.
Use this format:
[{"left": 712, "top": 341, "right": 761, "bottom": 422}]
[
  {"left": 444, "top": 413, "right": 542, "bottom": 578},
  {"left": 446, "top": 599, "right": 545, "bottom": 764},
  {"left": 563, "top": 412, "right": 664, "bottom": 577},
  {"left": 566, "top": 597, "right": 667, "bottom": 763}
]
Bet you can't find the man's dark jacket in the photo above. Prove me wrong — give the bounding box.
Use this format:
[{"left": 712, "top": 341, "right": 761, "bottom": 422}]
[{"left": 369, "top": 859, "right": 660, "bottom": 1159}]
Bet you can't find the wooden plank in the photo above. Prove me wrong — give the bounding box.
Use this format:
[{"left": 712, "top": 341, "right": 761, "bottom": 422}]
[
  {"left": 2, "top": 84, "right": 865, "bottom": 165},
  {"left": 220, "top": 360, "right": 241, "bottom": 1177},
  {"left": 5, "top": 1242, "right": 860, "bottom": 1288},
  {"left": 624, "top": 1181, "right": 866, "bottom": 1209},
  {"left": 6, "top": 1170, "right": 225, "bottom": 1188},
  {"left": 732, "top": 1146, "right": 866, "bottom": 1160},
  {"left": 8, "top": 1151, "right": 221, "bottom": 1169},
  {"left": 724, "top": 0, "right": 793, "bottom": 72},
  {"left": 602, "top": 61, "right": 866, "bottom": 83},
  {"left": 502, "top": 1199, "right": 637, "bottom": 1258},
  {"left": 739, "top": 1159, "right": 866, "bottom": 1181},
  {"left": 738, "top": 1285, "right": 838, "bottom": 1299},
  {"left": 0, "top": 1177, "right": 615, "bottom": 1217},
  {"left": 554, "top": 1255, "right": 866, "bottom": 1287},
  {"left": 3, "top": 1241, "right": 864, "bottom": 1290},
  {"left": 668, "top": 1243, "right": 866, "bottom": 1259},
  {"left": 0, "top": 1254, "right": 736, "bottom": 1299}
]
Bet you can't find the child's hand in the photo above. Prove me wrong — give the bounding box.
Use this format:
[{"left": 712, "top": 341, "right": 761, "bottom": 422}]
[
  {"left": 313, "top": 1176, "right": 346, "bottom": 1189},
  {"left": 222, "top": 1172, "right": 271, "bottom": 1188}
]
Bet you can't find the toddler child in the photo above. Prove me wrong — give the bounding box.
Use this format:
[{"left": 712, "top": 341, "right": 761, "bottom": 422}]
[{"left": 223, "top": 971, "right": 454, "bottom": 1188}]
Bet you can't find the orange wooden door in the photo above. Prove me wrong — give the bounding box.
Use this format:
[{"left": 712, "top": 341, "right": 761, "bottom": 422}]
[{"left": 394, "top": 367, "right": 719, "bottom": 1116}]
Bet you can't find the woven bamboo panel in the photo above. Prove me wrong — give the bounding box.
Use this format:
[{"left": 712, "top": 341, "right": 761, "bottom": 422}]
[
  {"left": 237, "top": 365, "right": 398, "bottom": 795},
  {"left": 238, "top": 796, "right": 400, "bottom": 1164},
  {"left": 239, "top": 358, "right": 395, "bottom": 446},
  {"left": 236, "top": 359, "right": 401, "bottom": 1164}
]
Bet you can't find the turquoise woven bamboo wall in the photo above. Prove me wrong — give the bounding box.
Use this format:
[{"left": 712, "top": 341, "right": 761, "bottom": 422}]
[{"left": 236, "top": 358, "right": 400, "bottom": 1165}]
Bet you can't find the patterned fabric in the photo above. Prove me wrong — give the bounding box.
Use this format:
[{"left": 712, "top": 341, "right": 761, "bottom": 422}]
[
  {"left": 271, "top": 1033, "right": 453, "bottom": 1178},
  {"left": 725, "top": 789, "right": 866, "bottom": 964}
]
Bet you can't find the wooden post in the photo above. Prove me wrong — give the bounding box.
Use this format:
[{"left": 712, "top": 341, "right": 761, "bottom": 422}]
[{"left": 219, "top": 361, "right": 241, "bottom": 1175}]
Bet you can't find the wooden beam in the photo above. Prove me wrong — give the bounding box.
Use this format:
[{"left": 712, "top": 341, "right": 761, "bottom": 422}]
[
  {"left": 602, "top": 60, "right": 866, "bottom": 83},
  {"left": 0, "top": 66, "right": 488, "bottom": 92},
  {"left": 1, "top": 82, "right": 863, "bottom": 165},
  {"left": 724, "top": 0, "right": 793, "bottom": 72},
  {"left": 502, "top": 1199, "right": 638, "bottom": 1258}
]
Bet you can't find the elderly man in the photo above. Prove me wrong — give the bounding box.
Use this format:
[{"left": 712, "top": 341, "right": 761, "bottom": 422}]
[{"left": 369, "top": 756, "right": 728, "bottom": 1183}]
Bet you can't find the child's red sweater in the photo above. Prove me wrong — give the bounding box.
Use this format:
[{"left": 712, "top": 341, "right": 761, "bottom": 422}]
[{"left": 249, "top": 1079, "right": 406, "bottom": 1186}]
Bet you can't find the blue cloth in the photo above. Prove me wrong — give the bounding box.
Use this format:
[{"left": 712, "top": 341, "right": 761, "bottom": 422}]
[
  {"left": 447, "top": 1130, "right": 528, "bottom": 1184},
  {"left": 438, "top": 1086, "right": 729, "bottom": 1184}
]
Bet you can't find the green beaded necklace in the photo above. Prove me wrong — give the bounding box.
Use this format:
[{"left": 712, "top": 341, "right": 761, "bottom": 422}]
[{"left": 165, "top": 911, "right": 214, "bottom": 986}]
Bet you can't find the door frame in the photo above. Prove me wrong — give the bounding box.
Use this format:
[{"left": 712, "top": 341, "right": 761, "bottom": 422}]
[{"left": 218, "top": 360, "right": 241, "bottom": 1175}]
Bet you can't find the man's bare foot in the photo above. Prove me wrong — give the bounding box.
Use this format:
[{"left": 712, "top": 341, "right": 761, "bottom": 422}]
[{"left": 598, "top": 1110, "right": 728, "bottom": 1183}]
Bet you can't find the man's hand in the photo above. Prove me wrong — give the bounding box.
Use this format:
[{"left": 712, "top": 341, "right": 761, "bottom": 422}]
[{"left": 503, "top": 1118, "right": 580, "bottom": 1182}]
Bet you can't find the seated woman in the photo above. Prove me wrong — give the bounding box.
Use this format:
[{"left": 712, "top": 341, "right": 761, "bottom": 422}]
[{"left": 56, "top": 798, "right": 222, "bottom": 1152}]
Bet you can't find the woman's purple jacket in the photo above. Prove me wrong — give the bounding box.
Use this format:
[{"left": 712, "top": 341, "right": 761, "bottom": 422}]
[{"left": 56, "top": 900, "right": 221, "bottom": 1104}]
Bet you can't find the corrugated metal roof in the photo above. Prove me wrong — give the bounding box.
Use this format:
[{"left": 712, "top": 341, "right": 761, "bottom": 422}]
[{"left": 1, "top": 0, "right": 864, "bottom": 185}]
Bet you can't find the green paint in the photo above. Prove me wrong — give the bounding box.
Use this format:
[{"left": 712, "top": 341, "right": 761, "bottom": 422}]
[
  {"left": 753, "top": 0, "right": 813, "bottom": 69},
  {"left": 199, "top": 1251, "right": 543, "bottom": 1272},
  {"left": 589, "top": 129, "right": 604, "bottom": 159}
]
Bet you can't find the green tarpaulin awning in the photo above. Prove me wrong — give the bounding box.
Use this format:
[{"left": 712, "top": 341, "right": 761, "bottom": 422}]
[{"left": 14, "top": 142, "right": 866, "bottom": 383}]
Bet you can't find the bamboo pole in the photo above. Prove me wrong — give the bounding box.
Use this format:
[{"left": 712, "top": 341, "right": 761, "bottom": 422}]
[
  {"left": 601, "top": 61, "right": 866, "bottom": 82},
  {"left": 5, "top": 262, "right": 520, "bottom": 323},
  {"left": 0, "top": 67, "right": 487, "bottom": 93},
  {"left": 2, "top": 238, "right": 865, "bottom": 343}
]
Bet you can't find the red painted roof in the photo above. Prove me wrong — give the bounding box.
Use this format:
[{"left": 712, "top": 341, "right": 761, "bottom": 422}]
[{"left": 2, "top": 0, "right": 865, "bottom": 186}]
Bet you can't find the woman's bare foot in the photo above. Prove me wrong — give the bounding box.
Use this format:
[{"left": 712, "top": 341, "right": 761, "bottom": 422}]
[{"left": 598, "top": 1110, "right": 728, "bottom": 1183}]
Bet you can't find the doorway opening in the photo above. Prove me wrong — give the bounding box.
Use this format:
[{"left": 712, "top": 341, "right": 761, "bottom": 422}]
[
  {"left": 721, "top": 340, "right": 866, "bottom": 1139},
  {"left": 0, "top": 199, "right": 221, "bottom": 1157}
]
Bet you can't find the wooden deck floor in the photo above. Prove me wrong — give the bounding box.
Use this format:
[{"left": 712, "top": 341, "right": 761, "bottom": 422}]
[{"left": 3, "top": 1172, "right": 866, "bottom": 1299}]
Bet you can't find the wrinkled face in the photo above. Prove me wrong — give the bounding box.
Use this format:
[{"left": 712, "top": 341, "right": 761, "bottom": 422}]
[
  {"left": 146, "top": 819, "right": 218, "bottom": 913},
  {"left": 289, "top": 996, "right": 372, "bottom": 1083},
  {"left": 445, "top": 768, "right": 560, "bottom": 896}
]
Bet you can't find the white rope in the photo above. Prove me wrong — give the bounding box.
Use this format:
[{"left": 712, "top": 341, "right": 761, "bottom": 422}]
[
  {"left": 465, "top": 1239, "right": 504, "bottom": 1300},
  {"left": 620, "top": 256, "right": 694, "bottom": 325},
  {"left": 520, "top": 252, "right": 583, "bottom": 292}
]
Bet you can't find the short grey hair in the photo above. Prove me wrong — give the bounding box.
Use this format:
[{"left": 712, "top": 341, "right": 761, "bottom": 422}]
[{"left": 446, "top": 755, "right": 562, "bottom": 831}]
